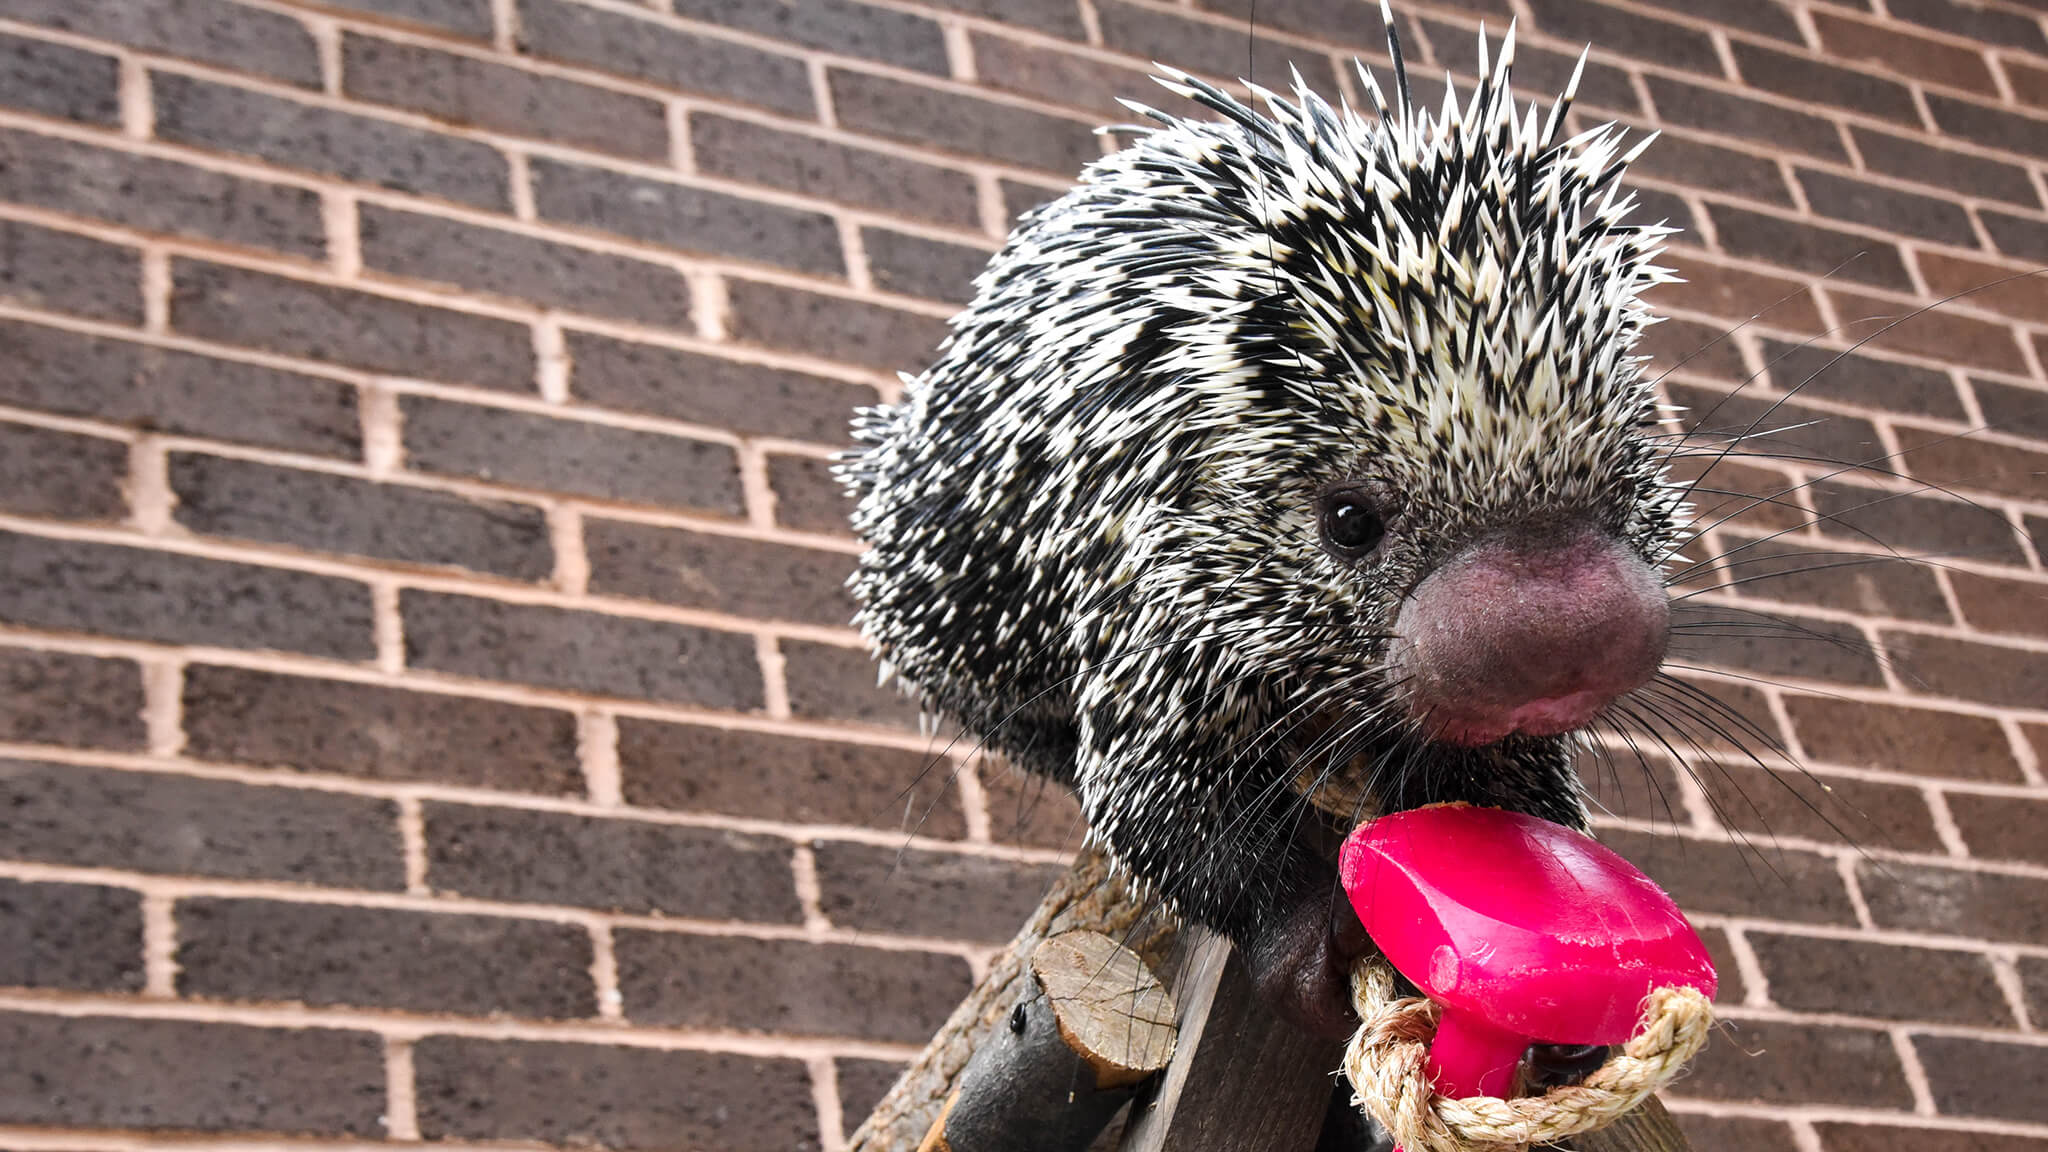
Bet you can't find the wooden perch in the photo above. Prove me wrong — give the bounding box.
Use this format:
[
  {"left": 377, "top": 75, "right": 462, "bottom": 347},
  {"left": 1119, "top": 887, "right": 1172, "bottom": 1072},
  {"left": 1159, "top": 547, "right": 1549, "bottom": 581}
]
[{"left": 850, "top": 844, "right": 1698, "bottom": 1152}]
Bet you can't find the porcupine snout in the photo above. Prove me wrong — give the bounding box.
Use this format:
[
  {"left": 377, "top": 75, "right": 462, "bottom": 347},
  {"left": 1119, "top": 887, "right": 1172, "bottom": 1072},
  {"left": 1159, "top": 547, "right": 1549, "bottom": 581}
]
[{"left": 1393, "top": 527, "right": 1669, "bottom": 748}]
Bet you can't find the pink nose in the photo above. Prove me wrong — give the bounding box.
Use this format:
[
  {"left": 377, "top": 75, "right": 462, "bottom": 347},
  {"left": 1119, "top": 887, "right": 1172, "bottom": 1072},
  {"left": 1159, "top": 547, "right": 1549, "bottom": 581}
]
[{"left": 1394, "top": 528, "right": 1669, "bottom": 746}]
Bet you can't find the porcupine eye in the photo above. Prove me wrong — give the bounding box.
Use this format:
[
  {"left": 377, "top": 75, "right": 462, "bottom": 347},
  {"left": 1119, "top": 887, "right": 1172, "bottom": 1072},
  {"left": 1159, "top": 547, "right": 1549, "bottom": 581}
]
[{"left": 1319, "top": 488, "right": 1387, "bottom": 558}]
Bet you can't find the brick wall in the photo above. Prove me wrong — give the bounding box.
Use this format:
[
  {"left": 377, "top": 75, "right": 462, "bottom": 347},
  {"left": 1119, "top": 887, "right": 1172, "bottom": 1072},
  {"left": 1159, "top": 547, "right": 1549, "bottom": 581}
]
[{"left": 0, "top": 0, "right": 2043, "bottom": 1149}]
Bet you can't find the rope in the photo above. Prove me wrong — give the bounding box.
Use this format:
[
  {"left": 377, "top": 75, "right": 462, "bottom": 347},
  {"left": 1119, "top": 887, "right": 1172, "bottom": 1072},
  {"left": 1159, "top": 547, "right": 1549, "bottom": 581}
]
[{"left": 1339, "top": 963, "right": 1714, "bottom": 1152}]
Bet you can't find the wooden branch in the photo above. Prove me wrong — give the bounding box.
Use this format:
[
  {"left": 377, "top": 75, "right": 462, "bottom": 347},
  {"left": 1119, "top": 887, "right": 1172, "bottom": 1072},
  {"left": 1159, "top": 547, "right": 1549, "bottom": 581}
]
[{"left": 847, "top": 846, "right": 1178, "bottom": 1152}]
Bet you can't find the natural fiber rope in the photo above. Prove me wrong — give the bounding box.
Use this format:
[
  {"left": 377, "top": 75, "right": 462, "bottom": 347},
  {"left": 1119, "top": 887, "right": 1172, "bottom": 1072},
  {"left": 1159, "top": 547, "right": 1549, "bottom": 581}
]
[{"left": 1339, "top": 963, "right": 1714, "bottom": 1152}]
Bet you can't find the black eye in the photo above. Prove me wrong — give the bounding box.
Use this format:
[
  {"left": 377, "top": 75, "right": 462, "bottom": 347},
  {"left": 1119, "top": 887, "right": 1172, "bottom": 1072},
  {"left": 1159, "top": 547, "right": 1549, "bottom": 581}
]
[{"left": 1321, "top": 489, "right": 1386, "bottom": 557}]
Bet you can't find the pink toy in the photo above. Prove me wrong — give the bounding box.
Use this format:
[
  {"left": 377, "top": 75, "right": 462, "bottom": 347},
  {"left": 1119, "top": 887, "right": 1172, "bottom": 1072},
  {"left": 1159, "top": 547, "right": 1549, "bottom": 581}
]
[{"left": 1339, "top": 805, "right": 1716, "bottom": 1101}]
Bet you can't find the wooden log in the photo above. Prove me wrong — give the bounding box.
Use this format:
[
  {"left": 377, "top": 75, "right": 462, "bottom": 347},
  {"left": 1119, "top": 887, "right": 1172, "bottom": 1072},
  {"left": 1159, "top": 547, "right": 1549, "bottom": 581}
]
[
  {"left": 1118, "top": 932, "right": 1342, "bottom": 1152},
  {"left": 920, "top": 930, "right": 1177, "bottom": 1152},
  {"left": 847, "top": 846, "right": 1178, "bottom": 1152}
]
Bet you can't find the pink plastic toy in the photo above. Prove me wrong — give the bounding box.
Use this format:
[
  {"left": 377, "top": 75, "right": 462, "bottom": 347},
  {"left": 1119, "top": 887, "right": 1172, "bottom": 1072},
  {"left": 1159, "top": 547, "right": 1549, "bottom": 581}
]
[{"left": 1339, "top": 805, "right": 1716, "bottom": 1101}]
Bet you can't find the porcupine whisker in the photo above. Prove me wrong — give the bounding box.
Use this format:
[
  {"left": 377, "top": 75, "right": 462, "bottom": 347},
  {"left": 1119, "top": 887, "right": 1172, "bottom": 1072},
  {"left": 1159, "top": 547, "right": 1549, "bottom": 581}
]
[
  {"left": 1584, "top": 714, "right": 1687, "bottom": 829},
  {"left": 1606, "top": 696, "right": 1788, "bottom": 883}
]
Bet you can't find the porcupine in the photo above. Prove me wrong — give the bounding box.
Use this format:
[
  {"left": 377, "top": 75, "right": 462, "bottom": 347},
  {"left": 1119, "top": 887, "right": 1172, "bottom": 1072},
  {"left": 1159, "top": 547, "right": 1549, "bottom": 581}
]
[{"left": 842, "top": 21, "right": 1687, "bottom": 1043}]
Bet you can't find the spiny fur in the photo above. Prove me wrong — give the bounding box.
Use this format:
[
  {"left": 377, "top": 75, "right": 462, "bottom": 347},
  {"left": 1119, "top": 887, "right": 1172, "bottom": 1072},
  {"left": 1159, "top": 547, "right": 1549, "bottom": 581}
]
[{"left": 841, "top": 26, "right": 1691, "bottom": 944}]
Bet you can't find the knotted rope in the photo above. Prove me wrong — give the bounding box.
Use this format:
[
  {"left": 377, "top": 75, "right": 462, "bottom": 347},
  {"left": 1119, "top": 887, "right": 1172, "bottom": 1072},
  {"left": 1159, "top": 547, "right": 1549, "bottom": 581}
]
[{"left": 1339, "top": 963, "right": 1714, "bottom": 1152}]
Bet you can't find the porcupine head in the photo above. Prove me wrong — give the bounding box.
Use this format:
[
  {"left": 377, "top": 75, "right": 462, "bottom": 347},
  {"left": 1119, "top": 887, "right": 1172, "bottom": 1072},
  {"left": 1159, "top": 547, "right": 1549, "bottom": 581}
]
[{"left": 842, "top": 18, "right": 1687, "bottom": 1039}]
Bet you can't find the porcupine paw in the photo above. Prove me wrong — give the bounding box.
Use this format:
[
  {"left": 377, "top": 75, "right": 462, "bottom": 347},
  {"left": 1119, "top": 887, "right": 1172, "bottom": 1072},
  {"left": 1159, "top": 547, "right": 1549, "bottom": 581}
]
[{"left": 1243, "top": 881, "right": 1375, "bottom": 1040}]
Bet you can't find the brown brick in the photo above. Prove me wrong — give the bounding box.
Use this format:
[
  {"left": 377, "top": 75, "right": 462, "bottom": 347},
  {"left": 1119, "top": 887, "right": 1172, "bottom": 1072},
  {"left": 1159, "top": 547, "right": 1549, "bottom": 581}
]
[
  {"left": 862, "top": 227, "right": 988, "bottom": 305},
  {"left": 981, "top": 762, "right": 1091, "bottom": 851},
  {"left": 1631, "top": 130, "right": 1795, "bottom": 206},
  {"left": 1970, "top": 377, "right": 2048, "bottom": 442},
  {"left": 1810, "top": 480, "right": 2031, "bottom": 567},
  {"left": 182, "top": 664, "right": 582, "bottom": 794},
  {"left": 1786, "top": 695, "right": 2023, "bottom": 781},
  {"left": 1861, "top": 860, "right": 2048, "bottom": 945},
  {"left": 1000, "top": 176, "right": 1070, "bottom": 222},
  {"left": 1950, "top": 570, "right": 2048, "bottom": 642},
  {"left": 516, "top": 0, "right": 812, "bottom": 118},
  {"left": 1623, "top": 183, "right": 1699, "bottom": 237},
  {"left": 670, "top": 0, "right": 947, "bottom": 73},
  {"left": 1528, "top": 0, "right": 1722, "bottom": 72},
  {"left": 0, "top": 217, "right": 140, "bottom": 324},
  {"left": 359, "top": 205, "right": 691, "bottom": 328},
  {"left": 0, "top": 758, "right": 404, "bottom": 889},
  {"left": 1917, "top": 252, "right": 2048, "bottom": 326},
  {"left": 2023, "top": 957, "right": 2048, "bottom": 1032},
  {"left": 1715, "top": 531, "right": 1951, "bottom": 622},
  {"left": 0, "top": 30, "right": 118, "bottom": 125},
  {"left": 1731, "top": 43, "right": 1920, "bottom": 125},
  {"left": 813, "top": 841, "right": 1068, "bottom": 942},
  {"left": 783, "top": 638, "right": 922, "bottom": 729},
  {"left": 1983, "top": 211, "right": 2048, "bottom": 264},
  {"left": 172, "top": 260, "right": 532, "bottom": 389},
  {"left": 1852, "top": 127, "right": 2041, "bottom": 208},
  {"left": 0, "top": 879, "right": 142, "bottom": 992},
  {"left": 1683, "top": 1019, "right": 1912, "bottom": 1105},
  {"left": 1705, "top": 203, "right": 1912, "bottom": 291},
  {"left": 586, "top": 519, "right": 856, "bottom": 628},
  {"left": 531, "top": 158, "right": 842, "bottom": 278},
  {"left": 1928, "top": 94, "right": 2048, "bottom": 164},
  {"left": 1695, "top": 762, "right": 1942, "bottom": 852},
  {"left": 415, "top": 1035, "right": 820, "bottom": 1151},
  {"left": 836, "top": 1058, "right": 906, "bottom": 1134},
  {"left": 0, "top": 648, "right": 145, "bottom": 751},
  {"left": 4, "top": 0, "right": 321, "bottom": 87},
  {"left": 152, "top": 73, "right": 510, "bottom": 210},
  {"left": 1636, "top": 0, "right": 1801, "bottom": 40},
  {"left": 0, "top": 1012, "right": 384, "bottom": 1134},
  {"left": 1579, "top": 750, "right": 1688, "bottom": 827},
  {"left": 1751, "top": 933, "right": 2010, "bottom": 1024},
  {"left": 321, "top": 0, "right": 493, "bottom": 38},
  {"left": 727, "top": 278, "right": 949, "bottom": 374},
  {"left": 176, "top": 898, "right": 596, "bottom": 1018},
  {"left": 1814, "top": 12, "right": 1998, "bottom": 94},
  {"left": 968, "top": 31, "right": 1156, "bottom": 118},
  {"left": 1647, "top": 258, "right": 1822, "bottom": 331},
  {"left": 1671, "top": 379, "right": 1890, "bottom": 476},
  {"left": 1673, "top": 603, "right": 1884, "bottom": 685},
  {"left": 1421, "top": 16, "right": 1641, "bottom": 114},
  {"left": 1895, "top": 423, "right": 2048, "bottom": 502},
  {"left": 1805, "top": 171, "right": 1979, "bottom": 246},
  {"left": 1639, "top": 316, "right": 1749, "bottom": 382},
  {"left": 1760, "top": 339, "right": 1965, "bottom": 420},
  {"left": 769, "top": 454, "right": 854, "bottom": 535},
  {"left": 1830, "top": 289, "right": 2029, "bottom": 375},
  {"left": 170, "top": 454, "right": 553, "bottom": 580},
  {"left": 0, "top": 530, "right": 374, "bottom": 659},
  {"left": 566, "top": 331, "right": 872, "bottom": 446},
  {"left": 1664, "top": 457, "right": 1807, "bottom": 535},
  {"left": 0, "top": 126, "right": 324, "bottom": 260},
  {"left": 917, "top": 0, "right": 1086, "bottom": 37},
  {"left": 2016, "top": 57, "right": 2048, "bottom": 112},
  {"left": 614, "top": 930, "right": 969, "bottom": 1043},
  {"left": 690, "top": 112, "right": 981, "bottom": 230},
  {"left": 1816, "top": 1122, "right": 2048, "bottom": 1152},
  {"left": 341, "top": 32, "right": 667, "bottom": 161},
  {"left": 1193, "top": 0, "right": 1408, "bottom": 49},
  {"left": 615, "top": 717, "right": 966, "bottom": 837},
  {"left": 1888, "top": 0, "right": 2047, "bottom": 52},
  {"left": 1885, "top": 631, "right": 2048, "bottom": 709},
  {"left": 1678, "top": 1115, "right": 1801, "bottom": 1152},
  {"left": 401, "top": 589, "right": 764, "bottom": 709},
  {"left": 423, "top": 801, "right": 800, "bottom": 920},
  {"left": 1915, "top": 1036, "right": 2048, "bottom": 1123},
  {"left": 1946, "top": 791, "right": 2048, "bottom": 866},
  {"left": 0, "top": 423, "right": 126, "bottom": 521},
  {"left": 1597, "top": 828, "right": 1858, "bottom": 924},
  {"left": 0, "top": 321, "right": 363, "bottom": 458},
  {"left": 1647, "top": 77, "right": 1849, "bottom": 162},
  {"left": 1094, "top": 1, "right": 1340, "bottom": 96},
  {"left": 828, "top": 68, "right": 1100, "bottom": 175},
  {"left": 400, "top": 395, "right": 741, "bottom": 513}
]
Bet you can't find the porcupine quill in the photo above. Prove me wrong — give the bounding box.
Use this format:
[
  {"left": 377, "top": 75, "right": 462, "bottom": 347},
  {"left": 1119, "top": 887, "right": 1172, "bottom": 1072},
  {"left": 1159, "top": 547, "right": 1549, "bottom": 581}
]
[{"left": 841, "top": 3, "right": 2026, "bottom": 1052}]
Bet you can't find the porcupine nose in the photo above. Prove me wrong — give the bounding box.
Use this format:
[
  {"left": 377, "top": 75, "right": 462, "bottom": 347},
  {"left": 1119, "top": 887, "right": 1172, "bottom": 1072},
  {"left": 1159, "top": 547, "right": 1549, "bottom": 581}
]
[{"left": 1393, "top": 527, "right": 1670, "bottom": 747}]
